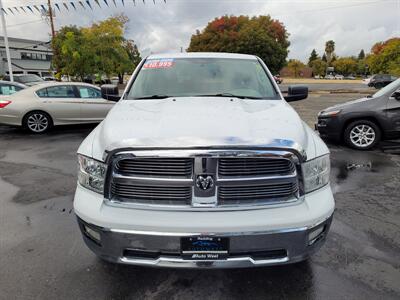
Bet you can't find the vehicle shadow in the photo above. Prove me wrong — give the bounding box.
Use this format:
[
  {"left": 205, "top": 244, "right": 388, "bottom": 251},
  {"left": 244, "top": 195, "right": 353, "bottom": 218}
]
[
  {"left": 97, "top": 260, "right": 315, "bottom": 299},
  {"left": 0, "top": 124, "right": 96, "bottom": 138}
]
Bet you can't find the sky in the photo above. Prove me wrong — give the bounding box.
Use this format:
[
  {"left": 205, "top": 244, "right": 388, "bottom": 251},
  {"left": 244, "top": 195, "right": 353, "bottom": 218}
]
[{"left": 1, "top": 0, "right": 399, "bottom": 61}]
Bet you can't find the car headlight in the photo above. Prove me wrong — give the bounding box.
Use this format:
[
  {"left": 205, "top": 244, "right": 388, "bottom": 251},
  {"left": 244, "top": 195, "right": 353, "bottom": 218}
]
[
  {"left": 78, "top": 154, "right": 107, "bottom": 194},
  {"left": 318, "top": 110, "right": 341, "bottom": 117},
  {"left": 301, "top": 154, "right": 330, "bottom": 193}
]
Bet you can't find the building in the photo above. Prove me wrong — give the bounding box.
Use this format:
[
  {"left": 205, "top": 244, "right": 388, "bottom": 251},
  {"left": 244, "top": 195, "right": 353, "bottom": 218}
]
[{"left": 0, "top": 37, "right": 53, "bottom": 78}]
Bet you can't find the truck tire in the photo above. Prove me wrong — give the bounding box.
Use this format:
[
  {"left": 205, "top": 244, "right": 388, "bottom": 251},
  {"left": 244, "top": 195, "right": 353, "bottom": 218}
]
[{"left": 344, "top": 120, "right": 381, "bottom": 150}]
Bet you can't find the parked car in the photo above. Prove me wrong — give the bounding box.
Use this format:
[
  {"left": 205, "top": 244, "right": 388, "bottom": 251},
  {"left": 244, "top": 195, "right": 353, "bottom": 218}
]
[
  {"left": 325, "top": 74, "right": 335, "bottom": 80},
  {"left": 316, "top": 78, "right": 400, "bottom": 150},
  {"left": 274, "top": 75, "right": 283, "bottom": 84},
  {"left": 3, "top": 74, "right": 44, "bottom": 86},
  {"left": 74, "top": 53, "right": 334, "bottom": 268},
  {"left": 0, "top": 82, "right": 115, "bottom": 133},
  {"left": 368, "top": 74, "right": 397, "bottom": 89},
  {"left": 344, "top": 75, "right": 356, "bottom": 80},
  {"left": 42, "top": 76, "right": 56, "bottom": 81},
  {"left": 0, "top": 80, "right": 27, "bottom": 98},
  {"left": 334, "top": 74, "right": 344, "bottom": 80}
]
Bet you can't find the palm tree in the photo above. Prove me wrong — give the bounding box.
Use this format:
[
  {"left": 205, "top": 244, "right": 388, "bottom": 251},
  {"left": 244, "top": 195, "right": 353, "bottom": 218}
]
[{"left": 325, "top": 40, "right": 335, "bottom": 66}]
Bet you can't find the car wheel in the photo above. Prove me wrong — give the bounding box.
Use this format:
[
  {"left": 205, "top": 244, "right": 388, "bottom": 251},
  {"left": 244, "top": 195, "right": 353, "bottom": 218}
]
[
  {"left": 23, "top": 111, "right": 52, "bottom": 134},
  {"left": 344, "top": 120, "right": 381, "bottom": 150}
]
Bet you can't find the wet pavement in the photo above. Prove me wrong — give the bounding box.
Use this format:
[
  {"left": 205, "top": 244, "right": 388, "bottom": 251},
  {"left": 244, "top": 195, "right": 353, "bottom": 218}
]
[{"left": 1, "top": 94, "right": 400, "bottom": 299}]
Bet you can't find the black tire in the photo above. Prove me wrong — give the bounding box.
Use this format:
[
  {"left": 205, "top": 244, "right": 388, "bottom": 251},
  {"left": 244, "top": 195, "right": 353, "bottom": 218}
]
[
  {"left": 23, "top": 111, "right": 53, "bottom": 134},
  {"left": 344, "top": 120, "right": 381, "bottom": 150}
]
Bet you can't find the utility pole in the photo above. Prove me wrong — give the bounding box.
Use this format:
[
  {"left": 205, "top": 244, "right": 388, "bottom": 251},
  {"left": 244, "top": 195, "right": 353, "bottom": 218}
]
[
  {"left": 47, "top": 0, "right": 55, "bottom": 39},
  {"left": 0, "top": 0, "right": 13, "bottom": 81}
]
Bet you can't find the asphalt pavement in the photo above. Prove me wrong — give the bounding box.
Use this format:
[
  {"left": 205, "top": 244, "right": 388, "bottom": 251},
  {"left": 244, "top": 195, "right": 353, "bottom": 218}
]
[{"left": 0, "top": 90, "right": 399, "bottom": 299}]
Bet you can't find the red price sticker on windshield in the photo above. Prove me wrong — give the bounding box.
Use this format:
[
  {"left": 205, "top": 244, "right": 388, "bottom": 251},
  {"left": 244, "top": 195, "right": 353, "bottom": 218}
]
[{"left": 143, "top": 59, "right": 175, "bottom": 69}]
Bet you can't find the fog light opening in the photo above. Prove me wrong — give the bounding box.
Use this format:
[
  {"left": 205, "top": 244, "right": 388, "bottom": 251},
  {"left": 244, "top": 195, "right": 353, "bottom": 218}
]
[
  {"left": 308, "top": 225, "right": 326, "bottom": 245},
  {"left": 84, "top": 225, "right": 102, "bottom": 245}
]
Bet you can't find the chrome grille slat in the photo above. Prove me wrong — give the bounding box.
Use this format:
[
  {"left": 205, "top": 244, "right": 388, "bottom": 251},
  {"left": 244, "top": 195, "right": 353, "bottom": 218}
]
[
  {"left": 218, "top": 182, "right": 298, "bottom": 203},
  {"left": 116, "top": 158, "right": 193, "bottom": 178},
  {"left": 111, "top": 182, "right": 191, "bottom": 204},
  {"left": 218, "top": 158, "right": 295, "bottom": 177}
]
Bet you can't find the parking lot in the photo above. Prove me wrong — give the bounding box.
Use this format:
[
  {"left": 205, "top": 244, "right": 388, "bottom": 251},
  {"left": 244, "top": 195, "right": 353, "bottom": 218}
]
[{"left": 1, "top": 85, "right": 400, "bottom": 299}]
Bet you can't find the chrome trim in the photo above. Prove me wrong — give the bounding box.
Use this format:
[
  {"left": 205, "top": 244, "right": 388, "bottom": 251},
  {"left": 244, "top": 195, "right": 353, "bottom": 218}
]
[
  {"left": 217, "top": 173, "right": 297, "bottom": 184},
  {"left": 119, "top": 255, "right": 289, "bottom": 267},
  {"left": 106, "top": 212, "right": 332, "bottom": 236},
  {"left": 104, "top": 145, "right": 307, "bottom": 163},
  {"left": 104, "top": 148, "right": 305, "bottom": 211},
  {"left": 77, "top": 213, "right": 334, "bottom": 268},
  {"left": 112, "top": 173, "right": 193, "bottom": 186},
  {"left": 108, "top": 224, "right": 312, "bottom": 236}
]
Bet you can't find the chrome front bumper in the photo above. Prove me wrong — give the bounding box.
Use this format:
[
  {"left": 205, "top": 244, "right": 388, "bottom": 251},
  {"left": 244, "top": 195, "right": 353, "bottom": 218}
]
[{"left": 77, "top": 214, "right": 333, "bottom": 268}]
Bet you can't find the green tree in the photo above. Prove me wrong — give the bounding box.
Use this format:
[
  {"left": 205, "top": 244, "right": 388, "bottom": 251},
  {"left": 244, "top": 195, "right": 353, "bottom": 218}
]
[
  {"left": 308, "top": 49, "right": 319, "bottom": 66},
  {"left": 366, "top": 38, "right": 400, "bottom": 76},
  {"left": 309, "top": 58, "right": 327, "bottom": 76},
  {"left": 324, "top": 40, "right": 335, "bottom": 66},
  {"left": 287, "top": 59, "right": 306, "bottom": 78},
  {"left": 322, "top": 53, "right": 327, "bottom": 62},
  {"left": 52, "top": 15, "right": 141, "bottom": 82},
  {"left": 188, "top": 15, "right": 290, "bottom": 74},
  {"left": 332, "top": 57, "right": 358, "bottom": 75},
  {"left": 52, "top": 25, "right": 82, "bottom": 79},
  {"left": 358, "top": 49, "right": 365, "bottom": 60}
]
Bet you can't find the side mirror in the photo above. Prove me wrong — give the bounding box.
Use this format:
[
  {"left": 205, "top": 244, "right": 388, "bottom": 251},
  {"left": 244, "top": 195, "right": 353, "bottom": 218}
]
[
  {"left": 391, "top": 90, "right": 400, "bottom": 101},
  {"left": 101, "top": 84, "right": 120, "bottom": 102},
  {"left": 284, "top": 85, "right": 308, "bottom": 102}
]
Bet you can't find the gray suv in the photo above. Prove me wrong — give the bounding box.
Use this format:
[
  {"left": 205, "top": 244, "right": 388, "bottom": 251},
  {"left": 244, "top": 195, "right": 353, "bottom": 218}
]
[{"left": 317, "top": 78, "right": 400, "bottom": 150}]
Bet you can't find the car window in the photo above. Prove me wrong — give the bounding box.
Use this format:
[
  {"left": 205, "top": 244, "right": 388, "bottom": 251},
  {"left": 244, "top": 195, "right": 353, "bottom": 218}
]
[
  {"left": 36, "top": 86, "right": 76, "bottom": 98},
  {"left": 18, "top": 74, "right": 44, "bottom": 84},
  {"left": 373, "top": 78, "right": 400, "bottom": 98},
  {"left": 78, "top": 86, "right": 101, "bottom": 98},
  {"left": 0, "top": 84, "right": 23, "bottom": 95},
  {"left": 127, "top": 57, "right": 279, "bottom": 100}
]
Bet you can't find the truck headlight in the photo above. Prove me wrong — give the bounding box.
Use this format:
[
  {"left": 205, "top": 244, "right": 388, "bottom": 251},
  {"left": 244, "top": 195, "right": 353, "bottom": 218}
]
[
  {"left": 77, "top": 154, "right": 107, "bottom": 194},
  {"left": 301, "top": 154, "right": 330, "bottom": 193}
]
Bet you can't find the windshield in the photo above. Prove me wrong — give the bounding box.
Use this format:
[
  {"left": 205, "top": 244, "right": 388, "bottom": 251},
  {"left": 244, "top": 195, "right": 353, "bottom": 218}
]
[
  {"left": 373, "top": 78, "right": 400, "bottom": 98},
  {"left": 18, "top": 75, "right": 44, "bottom": 84},
  {"left": 127, "top": 57, "right": 279, "bottom": 100}
]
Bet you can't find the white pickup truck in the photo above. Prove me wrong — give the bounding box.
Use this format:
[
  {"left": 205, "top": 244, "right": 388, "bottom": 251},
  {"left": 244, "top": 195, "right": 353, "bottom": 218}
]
[{"left": 74, "top": 53, "right": 334, "bottom": 268}]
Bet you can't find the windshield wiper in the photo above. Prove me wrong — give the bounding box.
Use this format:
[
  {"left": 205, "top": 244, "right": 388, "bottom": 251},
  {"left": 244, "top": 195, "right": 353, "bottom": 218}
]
[
  {"left": 133, "top": 95, "right": 172, "bottom": 100},
  {"left": 193, "top": 93, "right": 263, "bottom": 100}
]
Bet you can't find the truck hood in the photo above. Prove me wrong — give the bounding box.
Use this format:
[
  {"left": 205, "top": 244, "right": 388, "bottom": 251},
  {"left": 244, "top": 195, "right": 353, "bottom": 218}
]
[{"left": 94, "top": 97, "right": 311, "bottom": 157}]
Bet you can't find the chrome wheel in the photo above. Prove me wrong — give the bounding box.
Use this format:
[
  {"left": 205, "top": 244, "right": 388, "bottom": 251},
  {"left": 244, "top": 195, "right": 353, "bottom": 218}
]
[
  {"left": 349, "top": 124, "right": 376, "bottom": 148},
  {"left": 27, "top": 113, "right": 49, "bottom": 133}
]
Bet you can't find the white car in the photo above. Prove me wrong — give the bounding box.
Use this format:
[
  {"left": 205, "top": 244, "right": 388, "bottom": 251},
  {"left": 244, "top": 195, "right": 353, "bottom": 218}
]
[
  {"left": 335, "top": 74, "right": 344, "bottom": 80},
  {"left": 363, "top": 77, "right": 372, "bottom": 85},
  {"left": 0, "top": 82, "right": 116, "bottom": 133},
  {"left": 74, "top": 53, "right": 334, "bottom": 268},
  {"left": 0, "top": 81, "right": 27, "bottom": 98}
]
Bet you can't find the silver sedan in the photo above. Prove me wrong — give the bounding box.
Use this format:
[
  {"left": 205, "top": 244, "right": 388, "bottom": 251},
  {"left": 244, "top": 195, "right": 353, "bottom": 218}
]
[{"left": 0, "top": 82, "right": 115, "bottom": 133}]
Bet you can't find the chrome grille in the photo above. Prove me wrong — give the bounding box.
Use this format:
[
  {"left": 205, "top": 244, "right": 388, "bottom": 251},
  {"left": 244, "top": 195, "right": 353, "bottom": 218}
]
[
  {"left": 218, "top": 182, "right": 298, "bottom": 205},
  {"left": 218, "top": 158, "right": 295, "bottom": 177},
  {"left": 107, "top": 150, "right": 302, "bottom": 210},
  {"left": 116, "top": 158, "right": 193, "bottom": 178},
  {"left": 111, "top": 182, "right": 192, "bottom": 205}
]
